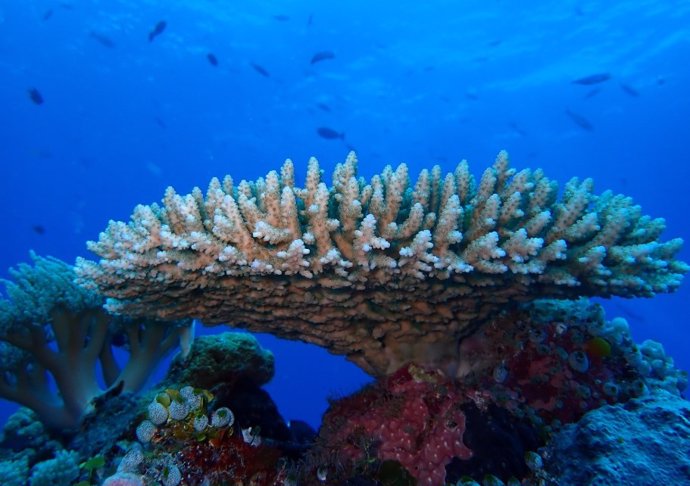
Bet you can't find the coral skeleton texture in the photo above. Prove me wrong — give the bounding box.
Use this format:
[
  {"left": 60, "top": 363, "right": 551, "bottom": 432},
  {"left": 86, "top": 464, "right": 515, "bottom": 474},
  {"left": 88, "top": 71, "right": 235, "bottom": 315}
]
[{"left": 76, "top": 152, "right": 687, "bottom": 376}]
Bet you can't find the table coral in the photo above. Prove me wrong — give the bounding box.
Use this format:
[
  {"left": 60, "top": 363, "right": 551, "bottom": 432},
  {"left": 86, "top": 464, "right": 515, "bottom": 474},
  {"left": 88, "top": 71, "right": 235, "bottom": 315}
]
[{"left": 76, "top": 152, "right": 687, "bottom": 376}]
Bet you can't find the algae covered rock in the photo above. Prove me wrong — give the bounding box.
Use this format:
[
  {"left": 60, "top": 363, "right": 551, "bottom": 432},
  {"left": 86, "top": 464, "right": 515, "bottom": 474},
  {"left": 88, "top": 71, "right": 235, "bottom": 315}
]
[
  {"left": 543, "top": 389, "right": 690, "bottom": 485},
  {"left": 0, "top": 408, "right": 50, "bottom": 453},
  {"left": 163, "top": 332, "right": 275, "bottom": 390}
]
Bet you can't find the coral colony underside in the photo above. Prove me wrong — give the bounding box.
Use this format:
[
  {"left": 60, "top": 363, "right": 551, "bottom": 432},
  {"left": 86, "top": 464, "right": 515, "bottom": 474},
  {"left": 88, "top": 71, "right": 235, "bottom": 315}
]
[{"left": 0, "top": 152, "right": 688, "bottom": 486}]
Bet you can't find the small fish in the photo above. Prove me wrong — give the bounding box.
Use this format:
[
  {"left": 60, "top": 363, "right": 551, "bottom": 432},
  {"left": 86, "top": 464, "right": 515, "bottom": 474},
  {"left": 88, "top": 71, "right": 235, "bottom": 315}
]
[
  {"left": 619, "top": 83, "right": 639, "bottom": 97},
  {"left": 146, "top": 162, "right": 162, "bottom": 177},
  {"left": 315, "top": 102, "right": 331, "bottom": 112},
  {"left": 613, "top": 301, "right": 646, "bottom": 322},
  {"left": 250, "top": 62, "right": 270, "bottom": 77},
  {"left": 572, "top": 73, "right": 611, "bottom": 85},
  {"left": 307, "top": 14, "right": 313, "bottom": 26},
  {"left": 317, "top": 127, "right": 344, "bottom": 140},
  {"left": 148, "top": 20, "right": 166, "bottom": 42},
  {"left": 509, "top": 121, "right": 527, "bottom": 137},
  {"left": 584, "top": 87, "right": 601, "bottom": 99},
  {"left": 28, "top": 87, "right": 44, "bottom": 105},
  {"left": 179, "top": 320, "right": 196, "bottom": 358},
  {"left": 89, "top": 31, "right": 115, "bottom": 48},
  {"left": 154, "top": 116, "right": 167, "bottom": 128},
  {"left": 42, "top": 9, "right": 53, "bottom": 21},
  {"left": 310, "top": 50, "right": 335, "bottom": 64},
  {"left": 273, "top": 14, "right": 290, "bottom": 21},
  {"left": 465, "top": 89, "right": 479, "bottom": 101},
  {"left": 565, "top": 109, "right": 594, "bottom": 132},
  {"left": 32, "top": 225, "right": 46, "bottom": 235},
  {"left": 92, "top": 380, "right": 125, "bottom": 411},
  {"left": 585, "top": 336, "right": 612, "bottom": 359},
  {"left": 207, "top": 53, "right": 218, "bottom": 66}
]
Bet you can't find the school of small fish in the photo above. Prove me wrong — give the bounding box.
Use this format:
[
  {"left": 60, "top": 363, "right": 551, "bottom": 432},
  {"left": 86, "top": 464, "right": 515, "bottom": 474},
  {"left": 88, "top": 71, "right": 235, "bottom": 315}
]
[{"left": 24, "top": 6, "right": 653, "bottom": 175}]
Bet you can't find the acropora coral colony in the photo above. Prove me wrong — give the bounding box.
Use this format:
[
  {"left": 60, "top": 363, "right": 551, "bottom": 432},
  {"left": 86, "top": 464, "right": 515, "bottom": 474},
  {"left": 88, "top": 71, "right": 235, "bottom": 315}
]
[
  {"left": 0, "top": 151, "right": 687, "bottom": 486},
  {"left": 75, "top": 151, "right": 686, "bottom": 376}
]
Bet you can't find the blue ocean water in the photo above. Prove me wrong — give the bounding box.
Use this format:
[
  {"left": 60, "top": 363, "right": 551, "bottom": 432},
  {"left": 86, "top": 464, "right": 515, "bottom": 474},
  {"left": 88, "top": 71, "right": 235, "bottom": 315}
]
[{"left": 0, "top": 0, "right": 688, "bottom": 433}]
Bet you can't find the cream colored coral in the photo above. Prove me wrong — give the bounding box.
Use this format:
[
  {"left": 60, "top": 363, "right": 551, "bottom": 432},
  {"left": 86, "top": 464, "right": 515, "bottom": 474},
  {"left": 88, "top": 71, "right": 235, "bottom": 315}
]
[{"left": 76, "top": 151, "right": 688, "bottom": 376}]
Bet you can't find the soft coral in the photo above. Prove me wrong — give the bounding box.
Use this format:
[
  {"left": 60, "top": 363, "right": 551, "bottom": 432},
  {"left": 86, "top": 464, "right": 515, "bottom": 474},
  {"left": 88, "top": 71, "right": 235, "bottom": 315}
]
[{"left": 0, "top": 252, "right": 191, "bottom": 431}]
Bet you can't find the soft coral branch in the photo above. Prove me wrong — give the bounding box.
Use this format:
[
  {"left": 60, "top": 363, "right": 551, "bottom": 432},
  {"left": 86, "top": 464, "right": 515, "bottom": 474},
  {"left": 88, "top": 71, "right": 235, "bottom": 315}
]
[{"left": 0, "top": 254, "right": 191, "bottom": 432}]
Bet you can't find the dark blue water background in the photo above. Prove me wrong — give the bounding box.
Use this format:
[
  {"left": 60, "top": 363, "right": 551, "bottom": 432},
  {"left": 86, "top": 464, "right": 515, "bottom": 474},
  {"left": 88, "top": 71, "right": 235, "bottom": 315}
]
[{"left": 1, "top": 0, "right": 688, "bottom": 429}]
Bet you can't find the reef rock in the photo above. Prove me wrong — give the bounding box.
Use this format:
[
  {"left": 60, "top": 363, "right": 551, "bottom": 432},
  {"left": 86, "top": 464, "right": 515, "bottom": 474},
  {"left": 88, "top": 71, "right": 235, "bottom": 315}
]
[{"left": 543, "top": 389, "right": 690, "bottom": 485}]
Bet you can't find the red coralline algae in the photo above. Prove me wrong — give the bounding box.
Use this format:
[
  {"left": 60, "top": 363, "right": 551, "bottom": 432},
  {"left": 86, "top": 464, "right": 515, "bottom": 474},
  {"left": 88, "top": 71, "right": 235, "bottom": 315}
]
[
  {"left": 176, "top": 430, "right": 285, "bottom": 485},
  {"left": 468, "top": 301, "right": 647, "bottom": 425},
  {"left": 314, "top": 364, "right": 472, "bottom": 485}
]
